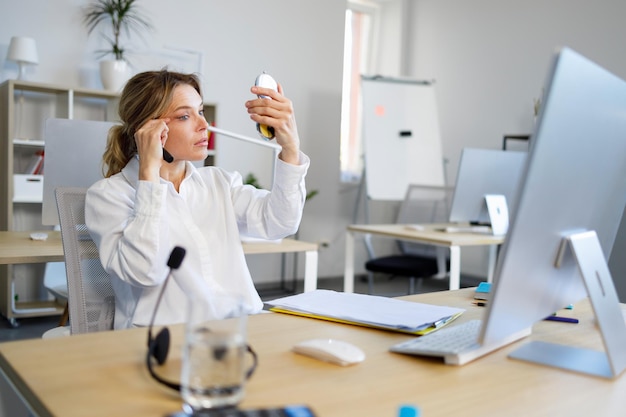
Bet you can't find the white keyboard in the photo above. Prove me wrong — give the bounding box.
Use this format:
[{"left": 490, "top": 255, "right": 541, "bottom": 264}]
[{"left": 390, "top": 320, "right": 531, "bottom": 365}]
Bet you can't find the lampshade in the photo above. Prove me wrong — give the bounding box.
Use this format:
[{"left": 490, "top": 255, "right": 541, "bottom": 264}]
[
  {"left": 7, "top": 36, "right": 39, "bottom": 80},
  {"left": 7, "top": 36, "right": 39, "bottom": 64}
]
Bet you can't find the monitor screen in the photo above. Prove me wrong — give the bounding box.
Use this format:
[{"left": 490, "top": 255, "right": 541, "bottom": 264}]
[
  {"left": 480, "top": 47, "right": 626, "bottom": 350},
  {"left": 448, "top": 148, "right": 527, "bottom": 224},
  {"left": 42, "top": 118, "right": 113, "bottom": 225}
]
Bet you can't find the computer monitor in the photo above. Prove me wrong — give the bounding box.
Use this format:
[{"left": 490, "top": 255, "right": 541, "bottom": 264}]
[
  {"left": 448, "top": 148, "right": 527, "bottom": 225},
  {"left": 478, "top": 47, "right": 626, "bottom": 378},
  {"left": 42, "top": 118, "right": 113, "bottom": 225}
]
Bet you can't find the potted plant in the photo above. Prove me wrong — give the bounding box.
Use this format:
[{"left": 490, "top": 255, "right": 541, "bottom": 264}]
[
  {"left": 244, "top": 172, "right": 319, "bottom": 201},
  {"left": 83, "top": 0, "right": 151, "bottom": 91}
]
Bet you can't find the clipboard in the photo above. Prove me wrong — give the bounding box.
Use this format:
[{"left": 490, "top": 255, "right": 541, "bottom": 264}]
[{"left": 267, "top": 306, "right": 463, "bottom": 335}]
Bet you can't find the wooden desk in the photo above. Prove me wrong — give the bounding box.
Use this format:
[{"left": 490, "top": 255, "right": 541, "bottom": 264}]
[
  {"left": 0, "top": 231, "right": 318, "bottom": 325},
  {"left": 242, "top": 238, "right": 319, "bottom": 292},
  {"left": 344, "top": 223, "right": 504, "bottom": 292},
  {"left": 0, "top": 288, "right": 623, "bottom": 417},
  {"left": 0, "top": 231, "right": 65, "bottom": 265},
  {"left": 0, "top": 231, "right": 65, "bottom": 324}
]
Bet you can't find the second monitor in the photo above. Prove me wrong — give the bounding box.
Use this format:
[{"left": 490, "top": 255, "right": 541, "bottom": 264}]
[{"left": 448, "top": 148, "right": 527, "bottom": 226}]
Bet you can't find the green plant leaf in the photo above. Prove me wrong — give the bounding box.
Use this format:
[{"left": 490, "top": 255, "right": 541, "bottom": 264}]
[
  {"left": 306, "top": 190, "right": 319, "bottom": 201},
  {"left": 83, "top": 0, "right": 152, "bottom": 60},
  {"left": 244, "top": 172, "right": 317, "bottom": 201},
  {"left": 244, "top": 173, "right": 262, "bottom": 189}
]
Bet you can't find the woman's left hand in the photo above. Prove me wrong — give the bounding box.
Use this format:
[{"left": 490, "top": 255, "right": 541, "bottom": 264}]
[{"left": 246, "top": 83, "right": 300, "bottom": 165}]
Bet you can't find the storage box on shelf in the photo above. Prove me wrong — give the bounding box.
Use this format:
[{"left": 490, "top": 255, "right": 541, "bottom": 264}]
[{"left": 13, "top": 174, "right": 44, "bottom": 203}]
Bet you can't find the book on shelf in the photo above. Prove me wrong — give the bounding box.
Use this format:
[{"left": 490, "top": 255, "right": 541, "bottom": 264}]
[{"left": 24, "top": 150, "right": 44, "bottom": 175}]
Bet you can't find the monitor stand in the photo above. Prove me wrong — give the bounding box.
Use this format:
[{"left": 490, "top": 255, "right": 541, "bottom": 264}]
[
  {"left": 477, "top": 194, "right": 509, "bottom": 235},
  {"left": 509, "top": 230, "right": 626, "bottom": 378}
]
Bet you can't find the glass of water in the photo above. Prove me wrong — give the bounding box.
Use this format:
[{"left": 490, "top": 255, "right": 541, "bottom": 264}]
[{"left": 181, "top": 297, "right": 256, "bottom": 412}]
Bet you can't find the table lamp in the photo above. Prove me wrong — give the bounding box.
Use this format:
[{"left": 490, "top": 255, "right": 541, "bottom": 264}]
[{"left": 7, "top": 36, "right": 39, "bottom": 80}]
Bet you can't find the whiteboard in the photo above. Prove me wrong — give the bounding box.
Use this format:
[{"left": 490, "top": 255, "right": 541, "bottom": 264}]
[{"left": 362, "top": 76, "right": 445, "bottom": 200}]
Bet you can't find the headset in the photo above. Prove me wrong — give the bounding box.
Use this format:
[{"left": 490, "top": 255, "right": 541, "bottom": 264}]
[{"left": 146, "top": 246, "right": 258, "bottom": 392}]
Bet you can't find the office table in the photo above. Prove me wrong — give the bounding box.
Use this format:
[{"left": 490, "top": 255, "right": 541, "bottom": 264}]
[
  {"left": 344, "top": 223, "right": 504, "bottom": 292},
  {"left": 0, "top": 288, "right": 623, "bottom": 417},
  {"left": 0, "top": 231, "right": 318, "bottom": 325},
  {"left": 242, "top": 238, "right": 319, "bottom": 293},
  {"left": 0, "top": 231, "right": 66, "bottom": 324}
]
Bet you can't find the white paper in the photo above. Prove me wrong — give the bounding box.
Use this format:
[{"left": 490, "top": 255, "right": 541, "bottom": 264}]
[{"left": 265, "top": 289, "right": 465, "bottom": 331}]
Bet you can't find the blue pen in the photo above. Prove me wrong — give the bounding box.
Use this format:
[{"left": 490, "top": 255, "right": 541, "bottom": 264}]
[{"left": 544, "top": 315, "right": 579, "bottom": 324}]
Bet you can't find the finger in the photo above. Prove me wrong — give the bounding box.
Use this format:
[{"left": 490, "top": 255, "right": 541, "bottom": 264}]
[
  {"left": 252, "top": 85, "right": 280, "bottom": 101},
  {"left": 157, "top": 119, "right": 169, "bottom": 138}
]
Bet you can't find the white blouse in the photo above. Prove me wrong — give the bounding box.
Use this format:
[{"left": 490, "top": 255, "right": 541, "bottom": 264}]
[{"left": 85, "top": 153, "right": 309, "bottom": 329}]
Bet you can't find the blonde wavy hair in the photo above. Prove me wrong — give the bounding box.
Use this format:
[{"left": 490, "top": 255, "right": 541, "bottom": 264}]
[{"left": 102, "top": 70, "right": 202, "bottom": 177}]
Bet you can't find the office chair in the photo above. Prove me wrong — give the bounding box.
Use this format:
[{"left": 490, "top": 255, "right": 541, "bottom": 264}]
[
  {"left": 364, "top": 184, "right": 454, "bottom": 295},
  {"left": 43, "top": 261, "right": 69, "bottom": 326},
  {"left": 55, "top": 187, "right": 115, "bottom": 334}
]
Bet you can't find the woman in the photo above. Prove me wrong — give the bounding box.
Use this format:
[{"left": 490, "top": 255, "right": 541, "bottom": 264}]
[{"left": 85, "top": 70, "right": 309, "bottom": 329}]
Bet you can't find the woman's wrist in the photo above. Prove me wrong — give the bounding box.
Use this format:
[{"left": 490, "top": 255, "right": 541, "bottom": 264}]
[
  {"left": 278, "top": 148, "right": 300, "bottom": 165},
  {"left": 138, "top": 162, "right": 161, "bottom": 182}
]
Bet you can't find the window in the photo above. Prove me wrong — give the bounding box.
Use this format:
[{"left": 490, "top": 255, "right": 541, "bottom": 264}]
[{"left": 340, "top": 2, "right": 379, "bottom": 183}]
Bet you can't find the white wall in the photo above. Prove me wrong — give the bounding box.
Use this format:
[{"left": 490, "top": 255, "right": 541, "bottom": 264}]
[
  {"left": 401, "top": 0, "right": 626, "bottom": 276},
  {"left": 3, "top": 0, "right": 626, "bottom": 284},
  {"left": 360, "top": 0, "right": 626, "bottom": 278},
  {"left": 0, "top": 0, "right": 350, "bottom": 284},
  {"left": 409, "top": 0, "right": 626, "bottom": 181}
]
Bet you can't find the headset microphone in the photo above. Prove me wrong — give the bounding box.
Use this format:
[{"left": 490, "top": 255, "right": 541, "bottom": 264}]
[
  {"left": 146, "top": 246, "right": 186, "bottom": 391},
  {"left": 146, "top": 246, "right": 259, "bottom": 393}
]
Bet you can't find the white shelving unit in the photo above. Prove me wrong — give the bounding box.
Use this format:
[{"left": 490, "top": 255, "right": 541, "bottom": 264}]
[
  {"left": 0, "top": 79, "right": 219, "bottom": 326},
  {"left": 0, "top": 79, "right": 218, "bottom": 326},
  {"left": 0, "top": 79, "right": 120, "bottom": 325}
]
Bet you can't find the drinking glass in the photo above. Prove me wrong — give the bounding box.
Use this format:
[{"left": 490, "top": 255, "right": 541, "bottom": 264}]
[{"left": 180, "top": 297, "right": 256, "bottom": 413}]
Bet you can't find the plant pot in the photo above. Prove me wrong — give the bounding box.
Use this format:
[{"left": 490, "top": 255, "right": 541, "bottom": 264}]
[{"left": 99, "top": 59, "right": 129, "bottom": 91}]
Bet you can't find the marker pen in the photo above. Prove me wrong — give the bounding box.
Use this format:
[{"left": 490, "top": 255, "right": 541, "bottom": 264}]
[
  {"left": 544, "top": 315, "right": 579, "bottom": 324},
  {"left": 398, "top": 405, "right": 420, "bottom": 417}
]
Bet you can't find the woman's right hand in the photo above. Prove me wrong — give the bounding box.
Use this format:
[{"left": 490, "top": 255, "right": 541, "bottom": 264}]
[{"left": 134, "top": 118, "right": 170, "bottom": 182}]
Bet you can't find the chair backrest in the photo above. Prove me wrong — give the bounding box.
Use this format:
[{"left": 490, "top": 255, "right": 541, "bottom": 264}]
[
  {"left": 55, "top": 187, "right": 115, "bottom": 334},
  {"left": 397, "top": 184, "right": 453, "bottom": 223},
  {"left": 396, "top": 184, "right": 455, "bottom": 256}
]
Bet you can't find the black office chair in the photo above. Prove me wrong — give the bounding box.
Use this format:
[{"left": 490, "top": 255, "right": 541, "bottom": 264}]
[{"left": 364, "top": 184, "right": 454, "bottom": 295}]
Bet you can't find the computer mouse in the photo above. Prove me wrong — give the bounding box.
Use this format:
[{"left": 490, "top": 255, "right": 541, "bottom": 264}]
[
  {"left": 29, "top": 232, "right": 48, "bottom": 241},
  {"left": 293, "top": 338, "right": 365, "bottom": 366}
]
